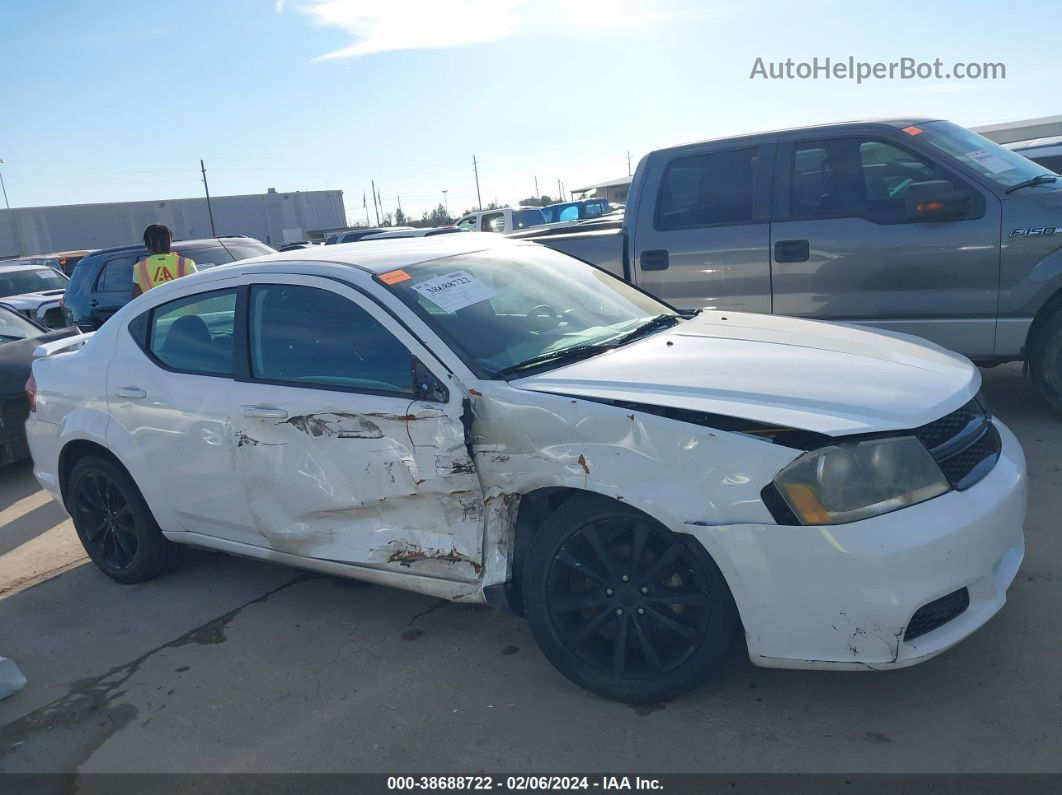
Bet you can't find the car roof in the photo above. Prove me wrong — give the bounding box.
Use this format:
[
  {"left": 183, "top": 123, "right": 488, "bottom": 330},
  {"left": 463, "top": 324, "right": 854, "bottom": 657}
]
[
  {"left": 224, "top": 231, "right": 524, "bottom": 275},
  {"left": 82, "top": 237, "right": 259, "bottom": 259}
]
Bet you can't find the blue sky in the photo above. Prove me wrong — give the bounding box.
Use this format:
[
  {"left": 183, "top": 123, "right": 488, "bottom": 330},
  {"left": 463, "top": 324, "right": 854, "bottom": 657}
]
[{"left": 2, "top": 0, "right": 1060, "bottom": 221}]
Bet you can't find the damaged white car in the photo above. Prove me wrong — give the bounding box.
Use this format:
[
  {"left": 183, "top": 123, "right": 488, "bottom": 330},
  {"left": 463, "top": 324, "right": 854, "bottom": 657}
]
[{"left": 26, "top": 235, "right": 1026, "bottom": 702}]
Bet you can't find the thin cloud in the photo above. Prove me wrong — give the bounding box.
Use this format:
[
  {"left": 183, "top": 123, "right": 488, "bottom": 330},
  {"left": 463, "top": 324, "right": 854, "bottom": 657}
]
[{"left": 278, "top": 0, "right": 695, "bottom": 61}]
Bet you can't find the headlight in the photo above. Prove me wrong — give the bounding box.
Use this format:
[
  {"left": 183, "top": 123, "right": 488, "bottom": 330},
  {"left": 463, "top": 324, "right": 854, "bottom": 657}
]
[{"left": 774, "top": 436, "right": 949, "bottom": 525}]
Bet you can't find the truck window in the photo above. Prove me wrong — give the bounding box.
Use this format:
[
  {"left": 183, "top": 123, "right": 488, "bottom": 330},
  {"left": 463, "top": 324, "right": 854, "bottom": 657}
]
[
  {"left": 1032, "top": 155, "right": 1062, "bottom": 174},
  {"left": 457, "top": 216, "right": 478, "bottom": 232},
  {"left": 655, "top": 148, "right": 758, "bottom": 230},
  {"left": 790, "top": 138, "right": 963, "bottom": 224},
  {"left": 480, "top": 212, "right": 504, "bottom": 232}
]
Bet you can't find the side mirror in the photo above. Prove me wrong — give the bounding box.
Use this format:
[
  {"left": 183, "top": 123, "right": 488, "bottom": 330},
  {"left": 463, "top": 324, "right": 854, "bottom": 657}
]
[
  {"left": 412, "top": 358, "right": 449, "bottom": 403},
  {"left": 906, "top": 180, "right": 970, "bottom": 222}
]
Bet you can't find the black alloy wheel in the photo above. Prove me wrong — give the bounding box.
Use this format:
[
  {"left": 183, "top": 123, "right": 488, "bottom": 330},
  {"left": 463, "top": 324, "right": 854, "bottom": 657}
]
[
  {"left": 524, "top": 497, "right": 738, "bottom": 703},
  {"left": 68, "top": 455, "right": 179, "bottom": 583}
]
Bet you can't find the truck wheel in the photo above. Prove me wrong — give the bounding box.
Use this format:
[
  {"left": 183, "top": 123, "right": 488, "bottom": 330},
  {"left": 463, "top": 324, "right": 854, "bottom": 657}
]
[
  {"left": 68, "top": 456, "right": 179, "bottom": 584},
  {"left": 522, "top": 496, "right": 738, "bottom": 703},
  {"left": 1030, "top": 311, "right": 1062, "bottom": 414}
]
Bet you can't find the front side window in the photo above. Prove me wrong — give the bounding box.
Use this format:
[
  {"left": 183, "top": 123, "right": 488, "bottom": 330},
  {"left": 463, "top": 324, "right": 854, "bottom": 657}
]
[
  {"left": 655, "top": 148, "right": 758, "bottom": 230},
  {"left": 0, "top": 267, "right": 68, "bottom": 298},
  {"left": 790, "top": 137, "right": 959, "bottom": 223},
  {"left": 249, "top": 284, "right": 414, "bottom": 395},
  {"left": 149, "top": 289, "right": 237, "bottom": 375},
  {"left": 96, "top": 256, "right": 136, "bottom": 293},
  {"left": 457, "top": 217, "right": 477, "bottom": 231},
  {"left": 379, "top": 245, "right": 673, "bottom": 377}
]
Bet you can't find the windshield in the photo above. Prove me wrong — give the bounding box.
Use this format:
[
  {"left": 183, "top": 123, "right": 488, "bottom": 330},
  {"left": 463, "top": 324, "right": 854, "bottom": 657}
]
[
  {"left": 379, "top": 245, "right": 674, "bottom": 377},
  {"left": 0, "top": 306, "right": 42, "bottom": 342},
  {"left": 0, "top": 267, "right": 69, "bottom": 298},
  {"left": 917, "top": 120, "right": 1056, "bottom": 190}
]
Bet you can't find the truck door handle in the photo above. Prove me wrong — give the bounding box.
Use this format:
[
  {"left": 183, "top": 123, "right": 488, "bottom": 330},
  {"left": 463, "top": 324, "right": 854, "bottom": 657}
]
[
  {"left": 241, "top": 405, "right": 289, "bottom": 419},
  {"left": 774, "top": 239, "right": 810, "bottom": 263},
  {"left": 115, "top": 386, "right": 147, "bottom": 400},
  {"left": 640, "top": 249, "right": 670, "bottom": 271},
  {"left": 89, "top": 299, "right": 99, "bottom": 307}
]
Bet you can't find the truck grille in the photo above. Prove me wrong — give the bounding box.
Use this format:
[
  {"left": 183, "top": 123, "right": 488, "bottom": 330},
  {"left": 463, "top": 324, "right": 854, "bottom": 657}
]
[
  {"left": 913, "top": 395, "right": 1000, "bottom": 491},
  {"left": 904, "top": 588, "right": 970, "bottom": 641}
]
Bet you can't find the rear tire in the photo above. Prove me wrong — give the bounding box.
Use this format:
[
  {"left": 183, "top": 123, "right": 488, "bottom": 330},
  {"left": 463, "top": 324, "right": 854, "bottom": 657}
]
[
  {"left": 1030, "top": 311, "right": 1062, "bottom": 414},
  {"left": 68, "top": 456, "right": 179, "bottom": 584},
  {"left": 522, "top": 496, "right": 738, "bottom": 703}
]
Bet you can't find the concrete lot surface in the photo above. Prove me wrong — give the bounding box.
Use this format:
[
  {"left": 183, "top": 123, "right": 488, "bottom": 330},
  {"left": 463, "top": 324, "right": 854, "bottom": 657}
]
[{"left": 0, "top": 364, "right": 1060, "bottom": 773}]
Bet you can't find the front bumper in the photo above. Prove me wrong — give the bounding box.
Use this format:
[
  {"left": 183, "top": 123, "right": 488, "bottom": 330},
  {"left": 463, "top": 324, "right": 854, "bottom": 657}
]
[{"left": 684, "top": 418, "right": 1027, "bottom": 670}]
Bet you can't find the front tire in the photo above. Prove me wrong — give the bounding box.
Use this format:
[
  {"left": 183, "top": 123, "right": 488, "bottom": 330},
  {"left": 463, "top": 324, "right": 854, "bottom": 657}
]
[
  {"left": 523, "top": 496, "right": 738, "bottom": 703},
  {"left": 68, "top": 456, "right": 179, "bottom": 584},
  {"left": 1030, "top": 311, "right": 1062, "bottom": 414}
]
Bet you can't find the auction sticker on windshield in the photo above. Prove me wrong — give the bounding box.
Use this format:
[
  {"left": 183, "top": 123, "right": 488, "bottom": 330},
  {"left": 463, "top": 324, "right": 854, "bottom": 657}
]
[
  {"left": 411, "top": 270, "right": 497, "bottom": 313},
  {"left": 963, "top": 150, "right": 1014, "bottom": 174}
]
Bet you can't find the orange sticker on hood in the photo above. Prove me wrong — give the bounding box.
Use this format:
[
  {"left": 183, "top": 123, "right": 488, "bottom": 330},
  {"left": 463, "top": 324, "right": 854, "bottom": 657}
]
[
  {"left": 379, "top": 269, "right": 412, "bottom": 285},
  {"left": 902, "top": 125, "right": 923, "bottom": 136}
]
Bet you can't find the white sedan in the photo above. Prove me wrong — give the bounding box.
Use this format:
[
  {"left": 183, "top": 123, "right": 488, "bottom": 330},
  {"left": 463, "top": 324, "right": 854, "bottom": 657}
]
[{"left": 26, "top": 235, "right": 1026, "bottom": 702}]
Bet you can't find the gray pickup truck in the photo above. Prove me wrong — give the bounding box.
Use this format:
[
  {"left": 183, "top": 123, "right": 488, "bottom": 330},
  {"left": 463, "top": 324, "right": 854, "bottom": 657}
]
[{"left": 513, "top": 118, "right": 1062, "bottom": 411}]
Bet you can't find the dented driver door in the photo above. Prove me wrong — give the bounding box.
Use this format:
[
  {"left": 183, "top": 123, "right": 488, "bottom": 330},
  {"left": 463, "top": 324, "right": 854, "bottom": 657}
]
[{"left": 227, "top": 273, "right": 485, "bottom": 582}]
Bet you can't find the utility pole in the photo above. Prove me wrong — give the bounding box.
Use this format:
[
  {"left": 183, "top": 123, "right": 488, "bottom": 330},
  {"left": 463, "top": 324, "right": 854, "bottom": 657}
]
[
  {"left": 627, "top": 151, "right": 632, "bottom": 176},
  {"left": 377, "top": 186, "right": 384, "bottom": 222},
  {"left": 442, "top": 189, "right": 449, "bottom": 218},
  {"left": 534, "top": 176, "right": 539, "bottom": 200},
  {"left": 557, "top": 178, "right": 563, "bottom": 202},
  {"left": 200, "top": 159, "right": 217, "bottom": 237},
  {"left": 363, "top": 191, "right": 370, "bottom": 226},
  {"left": 472, "top": 155, "right": 482, "bottom": 211},
  {"left": 371, "top": 179, "right": 381, "bottom": 225},
  {"left": 0, "top": 158, "right": 22, "bottom": 256}
]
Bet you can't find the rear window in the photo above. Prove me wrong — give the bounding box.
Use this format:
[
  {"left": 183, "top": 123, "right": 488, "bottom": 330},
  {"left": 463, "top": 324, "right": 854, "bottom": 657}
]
[
  {"left": 220, "top": 241, "right": 275, "bottom": 261},
  {"left": 175, "top": 245, "right": 234, "bottom": 270},
  {"left": 0, "top": 267, "right": 69, "bottom": 298}
]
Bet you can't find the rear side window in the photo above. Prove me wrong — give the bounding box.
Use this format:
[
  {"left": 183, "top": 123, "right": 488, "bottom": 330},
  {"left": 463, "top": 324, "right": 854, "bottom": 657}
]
[
  {"left": 248, "top": 284, "right": 413, "bottom": 396},
  {"left": 149, "top": 289, "right": 237, "bottom": 376},
  {"left": 96, "top": 256, "right": 137, "bottom": 293},
  {"left": 655, "top": 148, "right": 759, "bottom": 230},
  {"left": 480, "top": 212, "right": 503, "bottom": 232}
]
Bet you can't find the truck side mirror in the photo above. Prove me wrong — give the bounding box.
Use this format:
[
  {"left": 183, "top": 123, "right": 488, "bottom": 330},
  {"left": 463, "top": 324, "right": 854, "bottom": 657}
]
[{"left": 906, "top": 180, "right": 970, "bottom": 222}]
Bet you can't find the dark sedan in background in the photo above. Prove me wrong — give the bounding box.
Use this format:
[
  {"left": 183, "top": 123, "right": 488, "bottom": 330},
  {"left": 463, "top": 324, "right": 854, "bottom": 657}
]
[{"left": 0, "top": 306, "right": 80, "bottom": 466}]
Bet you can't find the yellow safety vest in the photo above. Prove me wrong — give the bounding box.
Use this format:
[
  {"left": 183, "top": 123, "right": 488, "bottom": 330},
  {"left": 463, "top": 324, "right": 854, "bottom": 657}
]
[{"left": 134, "top": 253, "right": 197, "bottom": 292}]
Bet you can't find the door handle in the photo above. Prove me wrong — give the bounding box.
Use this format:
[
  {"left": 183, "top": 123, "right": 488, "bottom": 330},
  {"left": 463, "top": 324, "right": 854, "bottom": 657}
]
[
  {"left": 774, "top": 239, "right": 810, "bottom": 263},
  {"left": 241, "top": 405, "right": 289, "bottom": 419},
  {"left": 89, "top": 299, "right": 99, "bottom": 307},
  {"left": 115, "top": 386, "right": 146, "bottom": 400},
  {"left": 640, "top": 249, "right": 670, "bottom": 271}
]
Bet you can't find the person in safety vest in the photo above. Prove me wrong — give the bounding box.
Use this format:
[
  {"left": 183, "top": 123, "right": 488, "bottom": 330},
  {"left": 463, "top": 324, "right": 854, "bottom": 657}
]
[{"left": 130, "top": 224, "right": 197, "bottom": 298}]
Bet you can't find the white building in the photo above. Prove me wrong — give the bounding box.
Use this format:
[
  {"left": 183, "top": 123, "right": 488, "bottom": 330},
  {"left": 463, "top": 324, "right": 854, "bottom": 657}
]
[
  {"left": 0, "top": 188, "right": 345, "bottom": 259},
  {"left": 570, "top": 176, "right": 633, "bottom": 205}
]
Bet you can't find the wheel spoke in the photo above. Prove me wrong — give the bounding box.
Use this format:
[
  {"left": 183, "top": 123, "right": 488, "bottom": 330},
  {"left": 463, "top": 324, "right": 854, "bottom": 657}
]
[
  {"left": 581, "top": 524, "right": 620, "bottom": 580},
  {"left": 611, "top": 613, "right": 630, "bottom": 677},
  {"left": 571, "top": 606, "right": 617, "bottom": 648},
  {"left": 113, "top": 527, "right": 136, "bottom": 562},
  {"left": 555, "top": 549, "right": 610, "bottom": 588},
  {"left": 645, "top": 590, "right": 710, "bottom": 607},
  {"left": 638, "top": 541, "right": 685, "bottom": 587},
  {"left": 631, "top": 614, "right": 664, "bottom": 672},
  {"left": 551, "top": 589, "right": 611, "bottom": 614},
  {"left": 629, "top": 523, "right": 648, "bottom": 580},
  {"left": 644, "top": 604, "right": 702, "bottom": 646},
  {"left": 84, "top": 518, "right": 109, "bottom": 544}
]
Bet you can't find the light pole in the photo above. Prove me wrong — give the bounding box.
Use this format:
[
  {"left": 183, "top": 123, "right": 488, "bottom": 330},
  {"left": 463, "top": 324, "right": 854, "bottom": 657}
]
[
  {"left": 0, "top": 158, "right": 22, "bottom": 256},
  {"left": 442, "top": 189, "right": 449, "bottom": 219},
  {"left": 0, "top": 159, "right": 9, "bottom": 210}
]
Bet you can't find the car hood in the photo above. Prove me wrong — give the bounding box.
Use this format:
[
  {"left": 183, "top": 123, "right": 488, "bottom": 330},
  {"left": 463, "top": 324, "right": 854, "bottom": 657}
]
[
  {"left": 511, "top": 311, "right": 979, "bottom": 436},
  {"left": 1, "top": 290, "right": 65, "bottom": 309}
]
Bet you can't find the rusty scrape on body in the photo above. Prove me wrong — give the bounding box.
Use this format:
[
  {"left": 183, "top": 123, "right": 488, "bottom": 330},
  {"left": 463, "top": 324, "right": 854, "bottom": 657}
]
[
  {"left": 280, "top": 412, "right": 384, "bottom": 439},
  {"left": 386, "top": 541, "right": 483, "bottom": 574}
]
